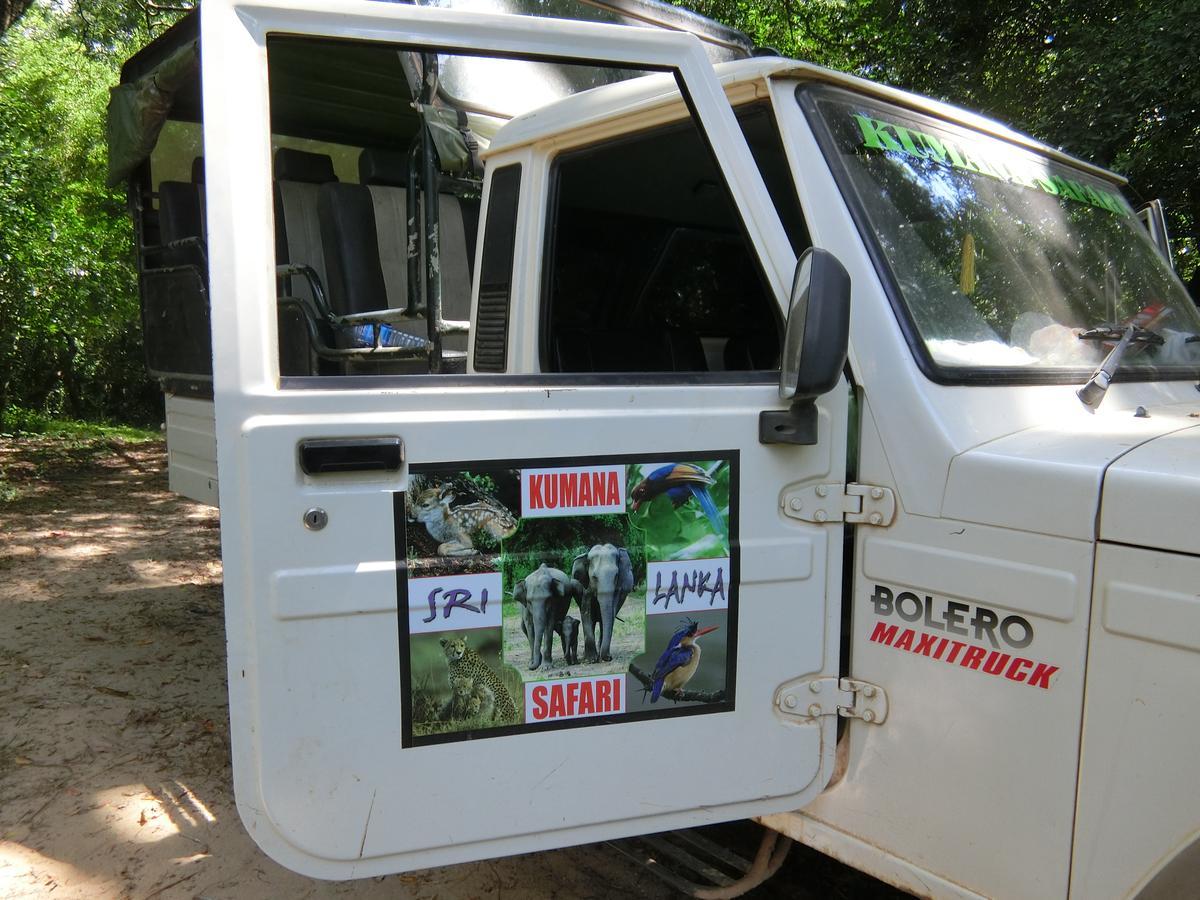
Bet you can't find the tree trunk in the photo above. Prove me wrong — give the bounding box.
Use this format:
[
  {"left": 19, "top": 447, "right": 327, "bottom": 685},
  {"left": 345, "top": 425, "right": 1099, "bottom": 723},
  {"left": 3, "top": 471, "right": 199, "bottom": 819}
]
[
  {"left": 0, "top": 0, "right": 35, "bottom": 35},
  {"left": 60, "top": 335, "right": 82, "bottom": 420}
]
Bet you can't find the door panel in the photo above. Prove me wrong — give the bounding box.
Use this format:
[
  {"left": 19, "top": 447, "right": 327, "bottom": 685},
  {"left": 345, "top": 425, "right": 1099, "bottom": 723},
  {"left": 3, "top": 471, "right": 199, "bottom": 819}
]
[
  {"left": 202, "top": 0, "right": 845, "bottom": 878},
  {"left": 1072, "top": 543, "right": 1200, "bottom": 899},
  {"left": 230, "top": 390, "right": 845, "bottom": 875}
]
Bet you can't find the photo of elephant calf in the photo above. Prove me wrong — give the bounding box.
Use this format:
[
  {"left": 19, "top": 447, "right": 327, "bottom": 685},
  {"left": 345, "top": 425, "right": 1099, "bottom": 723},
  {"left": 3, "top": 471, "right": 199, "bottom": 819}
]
[{"left": 501, "top": 527, "right": 647, "bottom": 683}]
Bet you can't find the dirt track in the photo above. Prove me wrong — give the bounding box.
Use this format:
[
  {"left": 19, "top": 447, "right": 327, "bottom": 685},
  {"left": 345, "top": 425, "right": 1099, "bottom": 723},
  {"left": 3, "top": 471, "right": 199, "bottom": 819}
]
[
  {"left": 0, "top": 436, "right": 905, "bottom": 900},
  {"left": 0, "top": 438, "right": 685, "bottom": 899}
]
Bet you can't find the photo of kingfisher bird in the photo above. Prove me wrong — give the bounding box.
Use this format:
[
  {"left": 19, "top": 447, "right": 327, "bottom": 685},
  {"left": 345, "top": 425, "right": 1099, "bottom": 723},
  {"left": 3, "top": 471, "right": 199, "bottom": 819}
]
[
  {"left": 629, "top": 462, "right": 725, "bottom": 536},
  {"left": 648, "top": 618, "right": 720, "bottom": 703}
]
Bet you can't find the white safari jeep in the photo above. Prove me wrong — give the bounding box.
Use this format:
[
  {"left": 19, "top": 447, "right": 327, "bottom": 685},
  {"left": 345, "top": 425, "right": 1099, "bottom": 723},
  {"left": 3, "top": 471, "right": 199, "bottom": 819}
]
[{"left": 113, "top": 0, "right": 1200, "bottom": 896}]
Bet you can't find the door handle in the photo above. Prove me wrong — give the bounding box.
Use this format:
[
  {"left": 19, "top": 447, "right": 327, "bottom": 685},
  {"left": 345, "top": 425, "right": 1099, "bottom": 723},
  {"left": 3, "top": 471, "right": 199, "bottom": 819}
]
[{"left": 298, "top": 437, "right": 404, "bottom": 475}]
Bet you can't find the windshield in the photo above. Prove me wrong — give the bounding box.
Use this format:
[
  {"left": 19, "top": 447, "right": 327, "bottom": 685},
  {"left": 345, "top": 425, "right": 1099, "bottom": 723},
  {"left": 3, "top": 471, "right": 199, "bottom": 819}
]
[{"left": 806, "top": 86, "right": 1200, "bottom": 378}]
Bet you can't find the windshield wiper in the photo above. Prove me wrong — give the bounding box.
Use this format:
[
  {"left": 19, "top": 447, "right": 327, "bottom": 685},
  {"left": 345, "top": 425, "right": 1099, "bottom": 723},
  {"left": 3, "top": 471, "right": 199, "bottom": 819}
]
[{"left": 1076, "top": 324, "right": 1164, "bottom": 411}]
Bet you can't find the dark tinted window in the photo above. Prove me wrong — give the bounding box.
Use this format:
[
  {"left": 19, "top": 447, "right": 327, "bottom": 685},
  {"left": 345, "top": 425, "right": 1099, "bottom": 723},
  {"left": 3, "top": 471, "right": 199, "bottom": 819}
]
[{"left": 543, "top": 112, "right": 793, "bottom": 375}]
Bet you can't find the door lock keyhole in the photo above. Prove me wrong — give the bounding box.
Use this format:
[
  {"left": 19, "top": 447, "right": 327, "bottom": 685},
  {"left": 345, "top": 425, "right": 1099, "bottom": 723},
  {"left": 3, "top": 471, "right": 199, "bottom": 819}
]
[{"left": 303, "top": 508, "right": 328, "bottom": 531}]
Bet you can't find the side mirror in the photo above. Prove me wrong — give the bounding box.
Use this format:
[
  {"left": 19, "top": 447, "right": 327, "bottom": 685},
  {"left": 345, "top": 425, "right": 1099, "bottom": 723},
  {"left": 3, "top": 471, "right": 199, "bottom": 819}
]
[{"left": 760, "top": 248, "right": 851, "bottom": 445}]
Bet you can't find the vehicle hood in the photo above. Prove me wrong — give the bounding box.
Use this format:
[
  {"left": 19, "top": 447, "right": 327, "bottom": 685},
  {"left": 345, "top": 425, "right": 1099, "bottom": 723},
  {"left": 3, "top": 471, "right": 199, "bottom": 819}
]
[
  {"left": 942, "top": 403, "right": 1200, "bottom": 542},
  {"left": 1100, "top": 423, "right": 1200, "bottom": 556}
]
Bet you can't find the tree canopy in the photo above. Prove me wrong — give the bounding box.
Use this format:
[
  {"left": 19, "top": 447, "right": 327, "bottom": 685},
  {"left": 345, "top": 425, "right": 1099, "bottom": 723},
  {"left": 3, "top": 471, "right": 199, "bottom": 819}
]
[
  {"left": 0, "top": 0, "right": 1196, "bottom": 429},
  {"left": 0, "top": 1, "right": 188, "bottom": 428},
  {"left": 686, "top": 0, "right": 1200, "bottom": 280}
]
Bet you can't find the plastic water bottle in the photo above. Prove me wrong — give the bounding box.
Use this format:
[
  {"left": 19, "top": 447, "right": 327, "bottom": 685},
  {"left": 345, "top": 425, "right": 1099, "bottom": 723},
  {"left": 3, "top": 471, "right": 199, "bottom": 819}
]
[{"left": 348, "top": 323, "right": 429, "bottom": 350}]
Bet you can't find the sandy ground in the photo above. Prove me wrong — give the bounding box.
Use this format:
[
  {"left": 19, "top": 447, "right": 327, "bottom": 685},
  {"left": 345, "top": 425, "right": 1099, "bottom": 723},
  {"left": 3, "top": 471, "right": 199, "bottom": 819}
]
[
  {"left": 0, "top": 438, "right": 683, "bottom": 900},
  {"left": 0, "top": 436, "right": 906, "bottom": 900}
]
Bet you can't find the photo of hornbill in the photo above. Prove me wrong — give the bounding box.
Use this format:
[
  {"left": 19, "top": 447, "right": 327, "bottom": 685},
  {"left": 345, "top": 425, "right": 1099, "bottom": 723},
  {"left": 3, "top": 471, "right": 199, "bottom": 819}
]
[
  {"left": 648, "top": 618, "right": 719, "bottom": 702},
  {"left": 629, "top": 462, "right": 725, "bottom": 536}
]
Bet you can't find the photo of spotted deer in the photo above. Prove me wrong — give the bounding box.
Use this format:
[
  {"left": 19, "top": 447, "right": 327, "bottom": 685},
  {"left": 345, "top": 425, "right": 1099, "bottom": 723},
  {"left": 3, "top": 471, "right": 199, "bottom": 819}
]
[{"left": 408, "top": 481, "right": 518, "bottom": 557}]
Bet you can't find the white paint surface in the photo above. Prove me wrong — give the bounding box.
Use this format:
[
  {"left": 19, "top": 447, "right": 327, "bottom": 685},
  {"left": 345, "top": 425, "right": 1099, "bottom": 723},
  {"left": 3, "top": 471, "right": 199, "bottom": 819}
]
[{"left": 201, "top": 0, "right": 846, "bottom": 880}]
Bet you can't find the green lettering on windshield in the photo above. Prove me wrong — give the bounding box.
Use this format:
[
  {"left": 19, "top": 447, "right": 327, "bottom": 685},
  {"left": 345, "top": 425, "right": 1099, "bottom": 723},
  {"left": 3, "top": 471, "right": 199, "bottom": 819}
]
[
  {"left": 916, "top": 132, "right": 949, "bottom": 164},
  {"left": 892, "top": 125, "right": 928, "bottom": 158},
  {"left": 854, "top": 111, "right": 1127, "bottom": 216},
  {"left": 1051, "top": 175, "right": 1086, "bottom": 202},
  {"left": 853, "top": 114, "right": 903, "bottom": 153}
]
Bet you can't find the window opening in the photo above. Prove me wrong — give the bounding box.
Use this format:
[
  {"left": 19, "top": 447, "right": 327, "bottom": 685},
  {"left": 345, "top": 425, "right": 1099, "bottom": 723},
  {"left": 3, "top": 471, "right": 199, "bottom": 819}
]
[
  {"left": 735, "top": 102, "right": 808, "bottom": 257},
  {"left": 124, "top": 29, "right": 788, "bottom": 388},
  {"left": 262, "top": 36, "right": 664, "bottom": 379},
  {"left": 542, "top": 113, "right": 793, "bottom": 375}
]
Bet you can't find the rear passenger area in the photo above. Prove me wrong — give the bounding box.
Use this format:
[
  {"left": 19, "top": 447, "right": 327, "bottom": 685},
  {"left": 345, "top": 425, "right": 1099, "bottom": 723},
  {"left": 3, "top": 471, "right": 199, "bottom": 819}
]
[
  {"left": 134, "top": 28, "right": 788, "bottom": 390},
  {"left": 146, "top": 144, "right": 479, "bottom": 379}
]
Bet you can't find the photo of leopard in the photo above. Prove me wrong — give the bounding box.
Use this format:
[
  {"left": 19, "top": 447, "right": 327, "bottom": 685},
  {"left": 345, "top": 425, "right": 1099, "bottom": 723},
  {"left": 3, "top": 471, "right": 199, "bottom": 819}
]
[
  {"left": 439, "top": 636, "right": 518, "bottom": 722},
  {"left": 438, "top": 674, "right": 497, "bottom": 722},
  {"left": 440, "top": 675, "right": 477, "bottom": 721},
  {"left": 406, "top": 631, "right": 523, "bottom": 738}
]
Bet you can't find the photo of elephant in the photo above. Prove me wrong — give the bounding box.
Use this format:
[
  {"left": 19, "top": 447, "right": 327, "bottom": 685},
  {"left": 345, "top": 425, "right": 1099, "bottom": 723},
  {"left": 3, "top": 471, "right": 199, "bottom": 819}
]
[
  {"left": 512, "top": 563, "right": 585, "bottom": 670},
  {"left": 501, "top": 531, "right": 645, "bottom": 682},
  {"left": 571, "top": 543, "right": 634, "bottom": 664}
]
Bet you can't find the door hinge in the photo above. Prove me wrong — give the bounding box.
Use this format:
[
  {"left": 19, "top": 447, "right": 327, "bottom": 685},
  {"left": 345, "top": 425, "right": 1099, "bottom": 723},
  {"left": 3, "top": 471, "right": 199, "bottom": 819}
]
[
  {"left": 774, "top": 676, "right": 889, "bottom": 724},
  {"left": 780, "top": 483, "right": 895, "bottom": 526}
]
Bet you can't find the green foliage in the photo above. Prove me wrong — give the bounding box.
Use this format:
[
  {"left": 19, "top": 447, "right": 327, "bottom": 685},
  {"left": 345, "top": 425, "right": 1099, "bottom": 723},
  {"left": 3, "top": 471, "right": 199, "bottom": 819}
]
[
  {"left": 462, "top": 471, "right": 498, "bottom": 496},
  {"left": 0, "top": 2, "right": 183, "bottom": 430},
  {"left": 0, "top": 405, "right": 158, "bottom": 440},
  {"left": 682, "top": 0, "right": 1200, "bottom": 282},
  {"left": 500, "top": 513, "right": 647, "bottom": 594},
  {"left": 627, "top": 462, "right": 730, "bottom": 561}
]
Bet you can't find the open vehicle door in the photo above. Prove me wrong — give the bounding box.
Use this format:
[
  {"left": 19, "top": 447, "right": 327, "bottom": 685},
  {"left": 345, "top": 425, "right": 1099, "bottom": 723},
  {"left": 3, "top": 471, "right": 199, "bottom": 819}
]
[{"left": 202, "top": 0, "right": 848, "bottom": 877}]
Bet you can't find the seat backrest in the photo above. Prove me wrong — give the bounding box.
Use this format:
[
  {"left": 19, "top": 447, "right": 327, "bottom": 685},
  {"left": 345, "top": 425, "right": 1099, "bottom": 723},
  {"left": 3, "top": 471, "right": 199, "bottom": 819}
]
[
  {"left": 273, "top": 149, "right": 337, "bottom": 376},
  {"left": 190, "top": 156, "right": 207, "bottom": 238},
  {"left": 318, "top": 182, "right": 389, "bottom": 317},
  {"left": 435, "top": 192, "right": 472, "bottom": 330},
  {"left": 358, "top": 149, "right": 412, "bottom": 312},
  {"left": 157, "top": 181, "right": 204, "bottom": 269},
  {"left": 357, "top": 149, "right": 470, "bottom": 354},
  {"left": 723, "top": 331, "right": 781, "bottom": 370},
  {"left": 147, "top": 168, "right": 211, "bottom": 379},
  {"left": 274, "top": 148, "right": 339, "bottom": 306}
]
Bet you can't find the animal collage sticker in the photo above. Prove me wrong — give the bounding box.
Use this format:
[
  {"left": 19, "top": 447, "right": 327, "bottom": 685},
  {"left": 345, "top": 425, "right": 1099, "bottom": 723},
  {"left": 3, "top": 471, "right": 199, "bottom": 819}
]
[{"left": 395, "top": 451, "right": 738, "bottom": 746}]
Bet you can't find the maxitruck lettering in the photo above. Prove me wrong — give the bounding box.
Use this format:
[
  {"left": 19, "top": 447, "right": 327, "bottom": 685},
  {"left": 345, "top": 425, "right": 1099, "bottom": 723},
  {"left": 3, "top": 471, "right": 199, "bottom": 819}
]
[
  {"left": 868, "top": 622, "right": 1059, "bottom": 689},
  {"left": 868, "top": 585, "right": 1058, "bottom": 690}
]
